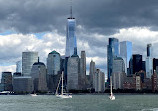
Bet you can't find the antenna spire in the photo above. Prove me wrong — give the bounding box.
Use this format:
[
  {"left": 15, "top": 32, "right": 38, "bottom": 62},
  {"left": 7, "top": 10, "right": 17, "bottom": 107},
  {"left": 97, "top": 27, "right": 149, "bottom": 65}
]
[{"left": 70, "top": 0, "right": 72, "bottom": 18}]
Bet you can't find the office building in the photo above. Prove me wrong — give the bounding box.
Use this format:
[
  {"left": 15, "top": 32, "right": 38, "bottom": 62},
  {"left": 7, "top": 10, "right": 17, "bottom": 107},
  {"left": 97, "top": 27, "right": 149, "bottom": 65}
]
[
  {"left": 80, "top": 51, "right": 86, "bottom": 90},
  {"left": 95, "top": 69, "right": 105, "bottom": 93},
  {"left": 47, "top": 50, "right": 61, "bottom": 75},
  {"left": 65, "top": 6, "right": 77, "bottom": 57},
  {"left": 16, "top": 60, "right": 22, "bottom": 73},
  {"left": 107, "top": 38, "right": 119, "bottom": 83},
  {"left": 146, "top": 44, "right": 153, "bottom": 78},
  {"left": 120, "top": 41, "right": 132, "bottom": 74},
  {"left": 31, "top": 59, "right": 48, "bottom": 92},
  {"left": 1, "top": 72, "right": 13, "bottom": 91},
  {"left": 67, "top": 54, "right": 80, "bottom": 90},
  {"left": 22, "top": 51, "right": 38, "bottom": 76},
  {"left": 89, "top": 60, "right": 96, "bottom": 89},
  {"left": 132, "top": 54, "right": 142, "bottom": 74},
  {"left": 112, "top": 57, "right": 125, "bottom": 89},
  {"left": 13, "top": 76, "right": 34, "bottom": 93},
  {"left": 153, "top": 58, "right": 158, "bottom": 73}
]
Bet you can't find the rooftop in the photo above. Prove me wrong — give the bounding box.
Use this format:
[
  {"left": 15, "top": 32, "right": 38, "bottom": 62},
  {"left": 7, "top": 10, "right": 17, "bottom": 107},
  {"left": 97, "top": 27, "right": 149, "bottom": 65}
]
[{"left": 49, "top": 50, "right": 60, "bottom": 55}]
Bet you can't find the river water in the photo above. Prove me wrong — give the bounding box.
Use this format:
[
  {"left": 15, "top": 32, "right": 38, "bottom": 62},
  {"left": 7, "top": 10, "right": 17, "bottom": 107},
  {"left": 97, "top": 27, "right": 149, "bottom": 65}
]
[{"left": 0, "top": 94, "right": 158, "bottom": 111}]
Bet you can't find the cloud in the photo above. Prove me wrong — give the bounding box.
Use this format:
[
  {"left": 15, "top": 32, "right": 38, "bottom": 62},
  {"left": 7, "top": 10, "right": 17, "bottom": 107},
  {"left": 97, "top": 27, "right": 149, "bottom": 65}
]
[
  {"left": 1, "top": 0, "right": 158, "bottom": 79},
  {"left": 0, "top": 0, "right": 157, "bottom": 35}
]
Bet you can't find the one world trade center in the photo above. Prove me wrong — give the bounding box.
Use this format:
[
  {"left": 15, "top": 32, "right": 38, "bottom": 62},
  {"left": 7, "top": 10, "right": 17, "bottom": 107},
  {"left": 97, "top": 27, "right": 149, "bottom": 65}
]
[{"left": 65, "top": 5, "right": 77, "bottom": 57}]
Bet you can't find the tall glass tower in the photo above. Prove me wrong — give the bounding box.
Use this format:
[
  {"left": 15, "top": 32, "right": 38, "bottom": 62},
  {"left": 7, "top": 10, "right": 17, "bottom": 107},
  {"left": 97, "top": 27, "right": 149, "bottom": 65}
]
[
  {"left": 107, "top": 38, "right": 119, "bottom": 83},
  {"left": 65, "top": 6, "right": 77, "bottom": 57},
  {"left": 146, "top": 44, "right": 153, "bottom": 78},
  {"left": 22, "top": 51, "right": 38, "bottom": 76},
  {"left": 120, "top": 41, "right": 132, "bottom": 75}
]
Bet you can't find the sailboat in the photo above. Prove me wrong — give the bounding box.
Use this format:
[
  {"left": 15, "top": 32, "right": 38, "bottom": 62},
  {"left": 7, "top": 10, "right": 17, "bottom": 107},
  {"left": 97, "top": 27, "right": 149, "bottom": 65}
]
[
  {"left": 55, "top": 72, "right": 72, "bottom": 98},
  {"left": 30, "top": 93, "right": 37, "bottom": 97},
  {"left": 109, "top": 76, "right": 115, "bottom": 100}
]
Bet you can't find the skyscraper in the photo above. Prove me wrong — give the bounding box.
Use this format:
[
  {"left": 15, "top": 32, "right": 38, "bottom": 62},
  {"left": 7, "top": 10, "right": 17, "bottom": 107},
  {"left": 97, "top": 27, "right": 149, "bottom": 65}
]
[
  {"left": 22, "top": 51, "right": 38, "bottom": 76},
  {"left": 153, "top": 58, "right": 158, "bottom": 73},
  {"left": 107, "top": 38, "right": 119, "bottom": 83},
  {"left": 47, "top": 50, "right": 61, "bottom": 75},
  {"left": 146, "top": 44, "right": 153, "bottom": 78},
  {"left": 89, "top": 60, "right": 96, "bottom": 89},
  {"left": 120, "top": 41, "right": 132, "bottom": 75},
  {"left": 31, "top": 58, "right": 48, "bottom": 92},
  {"left": 132, "top": 54, "right": 142, "bottom": 74},
  {"left": 16, "top": 60, "right": 22, "bottom": 73},
  {"left": 65, "top": 5, "right": 77, "bottom": 57},
  {"left": 67, "top": 54, "right": 80, "bottom": 90},
  {"left": 80, "top": 51, "right": 86, "bottom": 89},
  {"left": 94, "top": 69, "right": 105, "bottom": 93},
  {"left": 147, "top": 44, "right": 152, "bottom": 57},
  {"left": 112, "top": 57, "right": 125, "bottom": 89}
]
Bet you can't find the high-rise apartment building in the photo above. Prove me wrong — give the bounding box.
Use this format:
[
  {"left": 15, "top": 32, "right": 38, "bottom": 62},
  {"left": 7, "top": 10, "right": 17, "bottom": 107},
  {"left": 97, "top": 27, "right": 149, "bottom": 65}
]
[
  {"left": 107, "top": 38, "right": 119, "bottom": 83},
  {"left": 22, "top": 51, "right": 38, "bottom": 76}
]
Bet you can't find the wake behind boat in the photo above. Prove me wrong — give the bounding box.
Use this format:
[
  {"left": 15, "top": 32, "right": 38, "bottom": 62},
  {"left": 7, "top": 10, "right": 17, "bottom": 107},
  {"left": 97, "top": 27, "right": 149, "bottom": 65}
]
[{"left": 55, "top": 72, "right": 72, "bottom": 99}]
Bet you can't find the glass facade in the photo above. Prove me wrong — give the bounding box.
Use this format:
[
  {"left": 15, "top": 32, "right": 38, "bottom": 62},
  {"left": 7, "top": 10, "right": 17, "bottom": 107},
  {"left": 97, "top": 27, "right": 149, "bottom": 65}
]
[
  {"left": 120, "top": 41, "right": 132, "bottom": 75},
  {"left": 107, "top": 38, "right": 119, "bottom": 83},
  {"left": 147, "top": 44, "right": 152, "bottom": 57},
  {"left": 22, "top": 52, "right": 38, "bottom": 76},
  {"left": 65, "top": 18, "right": 77, "bottom": 57},
  {"left": 146, "top": 44, "right": 153, "bottom": 78},
  {"left": 47, "top": 51, "right": 61, "bottom": 75},
  {"left": 132, "top": 54, "right": 142, "bottom": 74}
]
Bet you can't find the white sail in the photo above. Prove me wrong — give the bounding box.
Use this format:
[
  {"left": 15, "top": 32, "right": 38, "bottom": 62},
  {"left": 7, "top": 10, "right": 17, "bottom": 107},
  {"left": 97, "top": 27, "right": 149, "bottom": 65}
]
[
  {"left": 109, "top": 76, "right": 115, "bottom": 100},
  {"left": 56, "top": 72, "right": 72, "bottom": 98}
]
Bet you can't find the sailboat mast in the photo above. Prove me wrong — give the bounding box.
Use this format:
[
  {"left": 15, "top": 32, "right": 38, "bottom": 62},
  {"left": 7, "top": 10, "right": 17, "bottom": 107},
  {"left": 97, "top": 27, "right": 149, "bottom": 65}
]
[
  {"left": 61, "top": 72, "right": 64, "bottom": 95},
  {"left": 110, "top": 76, "right": 112, "bottom": 95}
]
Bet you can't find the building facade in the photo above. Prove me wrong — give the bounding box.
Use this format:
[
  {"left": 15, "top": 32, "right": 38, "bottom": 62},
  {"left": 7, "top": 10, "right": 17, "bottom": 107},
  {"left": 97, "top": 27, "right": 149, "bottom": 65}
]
[
  {"left": 47, "top": 51, "right": 61, "bottom": 75},
  {"left": 80, "top": 51, "right": 86, "bottom": 90},
  {"left": 1, "top": 72, "right": 13, "bottom": 91},
  {"left": 146, "top": 44, "right": 153, "bottom": 78},
  {"left": 112, "top": 57, "right": 125, "bottom": 89},
  {"left": 94, "top": 69, "right": 105, "bottom": 93},
  {"left": 13, "top": 76, "right": 34, "bottom": 93},
  {"left": 120, "top": 41, "right": 132, "bottom": 75},
  {"left": 89, "top": 60, "right": 96, "bottom": 89},
  {"left": 107, "top": 38, "right": 119, "bottom": 83},
  {"left": 65, "top": 9, "right": 77, "bottom": 57},
  {"left": 22, "top": 51, "right": 38, "bottom": 76},
  {"left": 16, "top": 60, "right": 22, "bottom": 73},
  {"left": 67, "top": 54, "right": 80, "bottom": 90},
  {"left": 132, "top": 54, "right": 142, "bottom": 74},
  {"left": 31, "top": 60, "right": 48, "bottom": 92}
]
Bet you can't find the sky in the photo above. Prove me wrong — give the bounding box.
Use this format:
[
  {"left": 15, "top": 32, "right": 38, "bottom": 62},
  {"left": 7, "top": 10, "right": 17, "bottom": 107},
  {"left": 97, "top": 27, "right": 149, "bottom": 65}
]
[{"left": 1, "top": 0, "right": 158, "bottom": 78}]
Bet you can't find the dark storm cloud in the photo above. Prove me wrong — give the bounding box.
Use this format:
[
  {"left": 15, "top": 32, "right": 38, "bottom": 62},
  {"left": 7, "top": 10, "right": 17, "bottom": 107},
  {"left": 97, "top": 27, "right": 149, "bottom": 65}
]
[{"left": 0, "top": 0, "right": 158, "bottom": 34}]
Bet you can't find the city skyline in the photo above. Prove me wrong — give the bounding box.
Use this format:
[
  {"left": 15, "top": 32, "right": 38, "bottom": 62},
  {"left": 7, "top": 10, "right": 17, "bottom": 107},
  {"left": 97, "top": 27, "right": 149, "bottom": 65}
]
[{"left": 1, "top": 0, "right": 158, "bottom": 78}]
